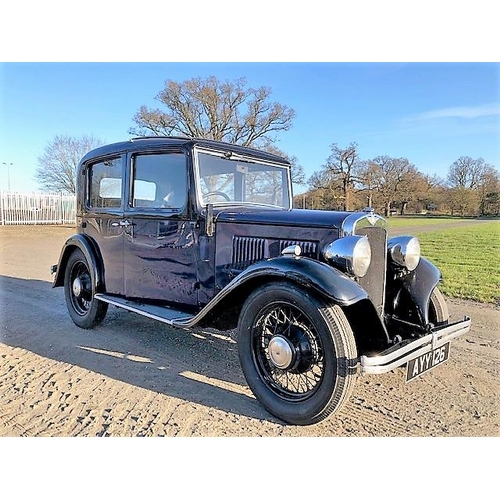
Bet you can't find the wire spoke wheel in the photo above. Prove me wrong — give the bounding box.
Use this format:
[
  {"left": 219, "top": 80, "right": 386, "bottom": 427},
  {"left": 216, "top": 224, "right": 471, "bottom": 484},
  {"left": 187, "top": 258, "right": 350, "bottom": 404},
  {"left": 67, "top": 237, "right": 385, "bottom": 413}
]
[
  {"left": 238, "top": 282, "right": 358, "bottom": 425},
  {"left": 254, "top": 302, "right": 324, "bottom": 401}
]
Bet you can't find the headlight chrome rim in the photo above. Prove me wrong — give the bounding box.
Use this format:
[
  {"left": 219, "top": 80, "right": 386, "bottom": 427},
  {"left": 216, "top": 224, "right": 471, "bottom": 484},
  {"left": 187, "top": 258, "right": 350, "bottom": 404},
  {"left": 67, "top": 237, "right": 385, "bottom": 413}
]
[
  {"left": 323, "top": 235, "right": 372, "bottom": 278},
  {"left": 387, "top": 236, "right": 421, "bottom": 271}
]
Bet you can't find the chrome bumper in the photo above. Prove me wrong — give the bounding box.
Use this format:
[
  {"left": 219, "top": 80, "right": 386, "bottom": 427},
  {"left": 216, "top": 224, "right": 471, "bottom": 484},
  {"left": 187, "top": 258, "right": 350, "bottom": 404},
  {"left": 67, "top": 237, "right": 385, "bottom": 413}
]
[{"left": 360, "top": 316, "right": 471, "bottom": 375}]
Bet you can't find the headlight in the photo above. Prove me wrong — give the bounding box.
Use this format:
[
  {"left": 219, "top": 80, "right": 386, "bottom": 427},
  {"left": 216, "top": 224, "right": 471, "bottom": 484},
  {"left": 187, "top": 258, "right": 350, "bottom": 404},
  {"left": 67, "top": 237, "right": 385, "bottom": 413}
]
[
  {"left": 388, "top": 236, "right": 421, "bottom": 271},
  {"left": 323, "top": 235, "right": 372, "bottom": 278}
]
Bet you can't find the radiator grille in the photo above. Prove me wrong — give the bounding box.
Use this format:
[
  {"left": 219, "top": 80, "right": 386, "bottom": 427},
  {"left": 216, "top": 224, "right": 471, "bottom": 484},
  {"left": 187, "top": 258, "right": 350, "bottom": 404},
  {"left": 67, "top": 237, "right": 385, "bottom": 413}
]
[{"left": 356, "top": 226, "right": 387, "bottom": 316}]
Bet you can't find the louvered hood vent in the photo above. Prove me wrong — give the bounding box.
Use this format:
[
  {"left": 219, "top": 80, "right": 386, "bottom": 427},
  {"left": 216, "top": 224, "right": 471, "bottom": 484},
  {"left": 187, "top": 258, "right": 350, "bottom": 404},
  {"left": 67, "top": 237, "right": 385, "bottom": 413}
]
[{"left": 232, "top": 236, "right": 318, "bottom": 268}]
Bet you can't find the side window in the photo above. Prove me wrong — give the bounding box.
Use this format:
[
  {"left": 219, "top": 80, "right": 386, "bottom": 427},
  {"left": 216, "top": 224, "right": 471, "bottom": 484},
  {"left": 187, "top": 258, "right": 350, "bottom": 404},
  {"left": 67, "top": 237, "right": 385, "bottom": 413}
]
[
  {"left": 88, "top": 157, "right": 122, "bottom": 209},
  {"left": 131, "top": 153, "right": 187, "bottom": 209}
]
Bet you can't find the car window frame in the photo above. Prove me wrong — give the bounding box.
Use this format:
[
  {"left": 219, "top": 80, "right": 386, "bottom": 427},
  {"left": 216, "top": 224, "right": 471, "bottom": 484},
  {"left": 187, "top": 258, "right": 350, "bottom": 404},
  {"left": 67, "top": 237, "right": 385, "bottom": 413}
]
[
  {"left": 125, "top": 148, "right": 189, "bottom": 214},
  {"left": 192, "top": 146, "right": 293, "bottom": 211},
  {"left": 84, "top": 154, "right": 126, "bottom": 213}
]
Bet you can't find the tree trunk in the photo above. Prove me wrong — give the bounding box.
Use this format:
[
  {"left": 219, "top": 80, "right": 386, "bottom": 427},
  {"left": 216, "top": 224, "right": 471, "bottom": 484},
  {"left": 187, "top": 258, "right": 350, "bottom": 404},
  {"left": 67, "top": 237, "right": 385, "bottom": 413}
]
[
  {"left": 367, "top": 191, "right": 372, "bottom": 208},
  {"left": 400, "top": 201, "right": 408, "bottom": 216},
  {"left": 384, "top": 202, "right": 391, "bottom": 217},
  {"left": 344, "top": 189, "right": 350, "bottom": 211}
]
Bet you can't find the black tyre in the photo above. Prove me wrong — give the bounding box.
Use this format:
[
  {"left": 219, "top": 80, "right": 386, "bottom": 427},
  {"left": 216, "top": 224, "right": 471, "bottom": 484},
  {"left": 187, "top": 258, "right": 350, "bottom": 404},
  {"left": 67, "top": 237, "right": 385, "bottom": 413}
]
[
  {"left": 428, "top": 287, "right": 449, "bottom": 326},
  {"left": 237, "top": 282, "right": 358, "bottom": 425},
  {"left": 64, "top": 248, "right": 108, "bottom": 329}
]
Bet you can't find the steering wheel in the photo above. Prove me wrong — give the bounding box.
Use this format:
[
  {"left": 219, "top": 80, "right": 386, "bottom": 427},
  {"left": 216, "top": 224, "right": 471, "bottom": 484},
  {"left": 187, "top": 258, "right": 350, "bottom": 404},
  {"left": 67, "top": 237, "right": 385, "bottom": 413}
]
[{"left": 204, "top": 191, "right": 231, "bottom": 202}]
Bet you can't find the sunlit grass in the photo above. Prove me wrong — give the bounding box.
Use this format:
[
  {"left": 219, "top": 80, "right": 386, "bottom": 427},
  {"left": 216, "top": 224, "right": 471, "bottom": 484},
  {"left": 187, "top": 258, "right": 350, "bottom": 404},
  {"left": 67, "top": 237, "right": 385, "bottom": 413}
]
[
  {"left": 415, "top": 221, "right": 500, "bottom": 304},
  {"left": 387, "top": 216, "right": 472, "bottom": 228}
]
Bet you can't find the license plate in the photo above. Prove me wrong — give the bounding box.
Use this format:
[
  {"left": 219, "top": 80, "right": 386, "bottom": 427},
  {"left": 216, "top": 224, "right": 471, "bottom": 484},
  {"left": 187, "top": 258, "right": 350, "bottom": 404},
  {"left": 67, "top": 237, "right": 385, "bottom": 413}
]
[{"left": 406, "top": 342, "right": 450, "bottom": 382}]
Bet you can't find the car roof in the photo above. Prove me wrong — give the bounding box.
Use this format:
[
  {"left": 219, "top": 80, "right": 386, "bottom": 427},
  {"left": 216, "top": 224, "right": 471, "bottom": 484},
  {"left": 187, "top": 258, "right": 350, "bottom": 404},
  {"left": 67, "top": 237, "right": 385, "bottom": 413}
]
[{"left": 80, "top": 136, "right": 291, "bottom": 167}]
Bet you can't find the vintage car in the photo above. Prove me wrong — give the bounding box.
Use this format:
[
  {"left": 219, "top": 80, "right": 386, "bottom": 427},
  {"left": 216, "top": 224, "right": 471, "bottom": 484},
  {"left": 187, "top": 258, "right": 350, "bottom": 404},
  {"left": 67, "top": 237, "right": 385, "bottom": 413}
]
[{"left": 51, "top": 136, "right": 471, "bottom": 425}]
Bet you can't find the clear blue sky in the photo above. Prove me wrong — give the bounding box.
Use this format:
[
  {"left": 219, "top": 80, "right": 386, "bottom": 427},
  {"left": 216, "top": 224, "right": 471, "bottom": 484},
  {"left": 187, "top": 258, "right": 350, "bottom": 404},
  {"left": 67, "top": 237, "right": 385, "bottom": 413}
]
[{"left": 1, "top": 62, "right": 498, "bottom": 194}]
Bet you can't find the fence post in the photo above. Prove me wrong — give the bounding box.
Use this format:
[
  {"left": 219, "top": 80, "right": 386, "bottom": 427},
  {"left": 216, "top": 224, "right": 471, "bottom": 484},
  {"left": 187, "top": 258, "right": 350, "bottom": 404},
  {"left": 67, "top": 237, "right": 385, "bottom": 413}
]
[
  {"left": 33, "top": 192, "right": 38, "bottom": 225},
  {"left": 1, "top": 190, "right": 4, "bottom": 226}
]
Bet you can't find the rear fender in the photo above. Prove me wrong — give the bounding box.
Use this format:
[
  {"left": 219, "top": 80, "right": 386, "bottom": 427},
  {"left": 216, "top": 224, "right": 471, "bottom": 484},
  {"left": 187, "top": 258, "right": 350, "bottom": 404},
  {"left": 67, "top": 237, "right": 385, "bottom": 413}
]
[{"left": 52, "top": 234, "right": 104, "bottom": 292}]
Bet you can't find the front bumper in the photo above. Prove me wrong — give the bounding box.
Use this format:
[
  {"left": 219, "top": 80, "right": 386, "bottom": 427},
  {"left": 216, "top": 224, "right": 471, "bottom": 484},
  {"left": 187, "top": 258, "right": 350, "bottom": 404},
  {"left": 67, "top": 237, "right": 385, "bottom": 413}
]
[{"left": 360, "top": 316, "right": 471, "bottom": 375}]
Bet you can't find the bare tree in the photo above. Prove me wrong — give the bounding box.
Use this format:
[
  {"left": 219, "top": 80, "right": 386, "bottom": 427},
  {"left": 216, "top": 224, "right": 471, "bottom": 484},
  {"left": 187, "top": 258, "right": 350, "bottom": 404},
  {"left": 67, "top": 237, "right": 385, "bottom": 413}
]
[
  {"left": 447, "top": 156, "right": 486, "bottom": 189},
  {"left": 478, "top": 165, "right": 500, "bottom": 215},
  {"left": 264, "top": 144, "right": 305, "bottom": 186},
  {"left": 446, "top": 186, "right": 479, "bottom": 216},
  {"left": 308, "top": 142, "right": 363, "bottom": 211},
  {"left": 130, "top": 76, "right": 296, "bottom": 150},
  {"left": 368, "top": 155, "right": 421, "bottom": 216},
  {"left": 446, "top": 156, "right": 499, "bottom": 215},
  {"left": 356, "top": 160, "right": 379, "bottom": 209},
  {"left": 414, "top": 174, "right": 445, "bottom": 213},
  {"left": 308, "top": 170, "right": 345, "bottom": 210},
  {"left": 36, "top": 135, "right": 103, "bottom": 194}
]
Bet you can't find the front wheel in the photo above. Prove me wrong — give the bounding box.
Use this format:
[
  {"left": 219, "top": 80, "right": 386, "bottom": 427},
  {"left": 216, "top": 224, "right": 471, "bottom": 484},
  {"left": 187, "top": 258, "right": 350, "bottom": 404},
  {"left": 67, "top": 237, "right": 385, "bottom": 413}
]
[
  {"left": 237, "top": 282, "right": 358, "bottom": 425},
  {"left": 64, "top": 248, "right": 108, "bottom": 329},
  {"left": 428, "top": 287, "right": 449, "bottom": 326}
]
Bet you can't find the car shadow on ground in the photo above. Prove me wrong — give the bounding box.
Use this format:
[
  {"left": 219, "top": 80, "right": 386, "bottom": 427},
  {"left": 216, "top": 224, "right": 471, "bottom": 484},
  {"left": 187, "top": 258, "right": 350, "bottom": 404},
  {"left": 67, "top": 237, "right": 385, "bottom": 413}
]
[{"left": 0, "top": 275, "right": 280, "bottom": 424}]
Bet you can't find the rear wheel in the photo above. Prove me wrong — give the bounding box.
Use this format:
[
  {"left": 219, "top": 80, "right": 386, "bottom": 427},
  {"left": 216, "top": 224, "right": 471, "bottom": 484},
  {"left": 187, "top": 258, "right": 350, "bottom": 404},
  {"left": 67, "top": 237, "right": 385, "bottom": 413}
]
[
  {"left": 238, "top": 282, "right": 358, "bottom": 425},
  {"left": 64, "top": 248, "right": 108, "bottom": 329}
]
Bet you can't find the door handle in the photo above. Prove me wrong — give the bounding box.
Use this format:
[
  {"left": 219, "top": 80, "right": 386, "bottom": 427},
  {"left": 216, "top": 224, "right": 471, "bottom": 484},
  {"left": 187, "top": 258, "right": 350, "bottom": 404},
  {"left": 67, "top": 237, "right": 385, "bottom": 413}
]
[{"left": 111, "top": 220, "right": 132, "bottom": 227}]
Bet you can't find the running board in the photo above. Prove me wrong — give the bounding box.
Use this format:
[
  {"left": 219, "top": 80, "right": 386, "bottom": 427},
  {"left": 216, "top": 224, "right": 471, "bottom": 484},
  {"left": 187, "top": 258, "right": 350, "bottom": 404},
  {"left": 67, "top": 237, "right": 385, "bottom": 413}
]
[{"left": 95, "top": 293, "right": 194, "bottom": 326}]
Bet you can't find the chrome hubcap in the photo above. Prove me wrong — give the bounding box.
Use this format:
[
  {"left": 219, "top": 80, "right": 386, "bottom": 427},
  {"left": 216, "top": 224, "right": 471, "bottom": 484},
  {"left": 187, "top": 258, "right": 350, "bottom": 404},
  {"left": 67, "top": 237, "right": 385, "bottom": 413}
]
[
  {"left": 72, "top": 277, "right": 83, "bottom": 297},
  {"left": 268, "top": 335, "right": 294, "bottom": 369}
]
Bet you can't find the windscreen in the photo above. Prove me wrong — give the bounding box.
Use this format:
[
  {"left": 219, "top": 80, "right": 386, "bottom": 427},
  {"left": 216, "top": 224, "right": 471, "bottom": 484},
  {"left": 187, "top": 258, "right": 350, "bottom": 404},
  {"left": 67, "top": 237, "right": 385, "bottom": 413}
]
[{"left": 195, "top": 150, "right": 291, "bottom": 209}]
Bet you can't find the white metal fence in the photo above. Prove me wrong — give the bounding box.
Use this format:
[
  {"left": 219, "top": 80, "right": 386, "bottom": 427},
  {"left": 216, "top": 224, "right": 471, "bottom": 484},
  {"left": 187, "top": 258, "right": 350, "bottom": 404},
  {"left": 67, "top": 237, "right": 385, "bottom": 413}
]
[{"left": 0, "top": 192, "right": 76, "bottom": 225}]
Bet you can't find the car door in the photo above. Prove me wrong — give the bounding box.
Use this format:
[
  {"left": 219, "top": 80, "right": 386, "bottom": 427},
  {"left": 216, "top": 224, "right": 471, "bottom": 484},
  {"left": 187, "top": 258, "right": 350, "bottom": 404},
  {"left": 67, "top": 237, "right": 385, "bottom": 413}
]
[
  {"left": 123, "top": 150, "right": 199, "bottom": 306},
  {"left": 83, "top": 155, "right": 126, "bottom": 295}
]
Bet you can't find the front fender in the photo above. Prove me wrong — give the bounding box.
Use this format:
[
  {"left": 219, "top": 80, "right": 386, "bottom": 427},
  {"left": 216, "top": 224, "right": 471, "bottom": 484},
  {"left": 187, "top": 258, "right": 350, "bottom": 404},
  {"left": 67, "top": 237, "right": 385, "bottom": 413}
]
[
  {"left": 179, "top": 255, "right": 369, "bottom": 328},
  {"left": 52, "top": 234, "right": 104, "bottom": 292},
  {"left": 399, "top": 257, "right": 441, "bottom": 326},
  {"left": 235, "top": 255, "right": 369, "bottom": 306}
]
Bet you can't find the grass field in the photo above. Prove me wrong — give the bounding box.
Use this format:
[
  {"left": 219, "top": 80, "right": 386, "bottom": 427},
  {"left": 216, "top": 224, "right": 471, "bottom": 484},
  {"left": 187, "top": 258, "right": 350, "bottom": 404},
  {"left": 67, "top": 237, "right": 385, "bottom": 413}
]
[
  {"left": 386, "top": 216, "right": 469, "bottom": 227},
  {"left": 387, "top": 218, "right": 500, "bottom": 304}
]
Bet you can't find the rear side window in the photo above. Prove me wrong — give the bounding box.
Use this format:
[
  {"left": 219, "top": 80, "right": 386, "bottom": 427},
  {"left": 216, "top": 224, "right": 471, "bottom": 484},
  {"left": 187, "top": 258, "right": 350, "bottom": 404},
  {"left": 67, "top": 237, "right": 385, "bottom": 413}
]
[{"left": 88, "top": 157, "right": 123, "bottom": 209}]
